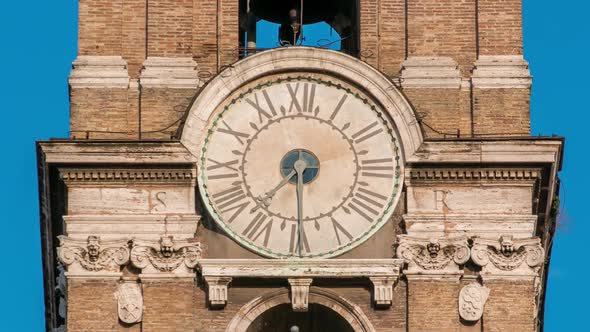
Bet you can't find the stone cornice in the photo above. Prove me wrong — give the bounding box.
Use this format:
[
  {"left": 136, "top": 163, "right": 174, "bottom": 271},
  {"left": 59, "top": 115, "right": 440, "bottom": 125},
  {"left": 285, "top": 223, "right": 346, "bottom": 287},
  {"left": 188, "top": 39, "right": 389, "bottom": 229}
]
[
  {"left": 471, "top": 236, "right": 544, "bottom": 277},
  {"left": 57, "top": 236, "right": 130, "bottom": 276},
  {"left": 59, "top": 168, "right": 196, "bottom": 185},
  {"left": 400, "top": 57, "right": 462, "bottom": 89},
  {"left": 69, "top": 55, "right": 130, "bottom": 89},
  {"left": 407, "top": 168, "right": 541, "bottom": 182},
  {"left": 396, "top": 235, "right": 470, "bottom": 275},
  {"left": 472, "top": 55, "right": 532, "bottom": 89},
  {"left": 130, "top": 236, "right": 201, "bottom": 276}
]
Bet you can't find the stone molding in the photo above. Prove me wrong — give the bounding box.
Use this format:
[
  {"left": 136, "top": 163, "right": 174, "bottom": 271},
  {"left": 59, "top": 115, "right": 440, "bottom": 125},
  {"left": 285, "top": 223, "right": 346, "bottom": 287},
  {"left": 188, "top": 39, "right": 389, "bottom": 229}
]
[
  {"left": 69, "top": 55, "right": 130, "bottom": 89},
  {"left": 57, "top": 236, "right": 129, "bottom": 276},
  {"left": 198, "top": 259, "right": 403, "bottom": 309},
  {"left": 472, "top": 55, "right": 532, "bottom": 89},
  {"left": 181, "top": 47, "right": 423, "bottom": 162},
  {"left": 140, "top": 57, "right": 200, "bottom": 89},
  {"left": 288, "top": 278, "right": 313, "bottom": 312},
  {"left": 204, "top": 276, "right": 232, "bottom": 309},
  {"left": 117, "top": 282, "right": 143, "bottom": 324},
  {"left": 130, "top": 236, "right": 201, "bottom": 276},
  {"left": 458, "top": 283, "right": 490, "bottom": 322},
  {"left": 402, "top": 214, "right": 537, "bottom": 239},
  {"left": 396, "top": 235, "right": 470, "bottom": 275},
  {"left": 407, "top": 168, "right": 541, "bottom": 182},
  {"left": 471, "top": 236, "right": 544, "bottom": 277},
  {"left": 400, "top": 57, "right": 462, "bottom": 89},
  {"left": 59, "top": 168, "right": 196, "bottom": 185}
]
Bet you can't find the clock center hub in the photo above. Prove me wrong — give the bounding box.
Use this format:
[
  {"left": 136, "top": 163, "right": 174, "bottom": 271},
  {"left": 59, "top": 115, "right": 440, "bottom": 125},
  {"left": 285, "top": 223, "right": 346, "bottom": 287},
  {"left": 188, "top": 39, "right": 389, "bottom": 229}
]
[{"left": 280, "top": 149, "right": 320, "bottom": 184}]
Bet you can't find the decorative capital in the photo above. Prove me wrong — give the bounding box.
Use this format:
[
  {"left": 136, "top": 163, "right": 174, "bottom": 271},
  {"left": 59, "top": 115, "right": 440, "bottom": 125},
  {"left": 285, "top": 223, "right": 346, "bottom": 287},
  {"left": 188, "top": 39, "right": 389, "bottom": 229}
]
[
  {"left": 204, "top": 276, "right": 232, "bottom": 309},
  {"left": 57, "top": 236, "right": 130, "bottom": 275},
  {"left": 117, "top": 282, "right": 143, "bottom": 324},
  {"left": 396, "top": 235, "right": 470, "bottom": 275},
  {"left": 459, "top": 283, "right": 490, "bottom": 322},
  {"left": 369, "top": 276, "right": 397, "bottom": 308},
  {"left": 288, "top": 278, "right": 313, "bottom": 312},
  {"left": 471, "top": 236, "right": 544, "bottom": 277},
  {"left": 130, "top": 236, "right": 202, "bottom": 275}
]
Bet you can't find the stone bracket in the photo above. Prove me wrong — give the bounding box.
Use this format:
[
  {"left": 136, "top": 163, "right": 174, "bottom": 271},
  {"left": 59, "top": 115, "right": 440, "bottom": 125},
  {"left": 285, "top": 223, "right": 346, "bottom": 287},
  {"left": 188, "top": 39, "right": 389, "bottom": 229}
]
[
  {"left": 369, "top": 277, "right": 396, "bottom": 308},
  {"left": 204, "top": 276, "right": 232, "bottom": 309},
  {"left": 288, "top": 278, "right": 313, "bottom": 312}
]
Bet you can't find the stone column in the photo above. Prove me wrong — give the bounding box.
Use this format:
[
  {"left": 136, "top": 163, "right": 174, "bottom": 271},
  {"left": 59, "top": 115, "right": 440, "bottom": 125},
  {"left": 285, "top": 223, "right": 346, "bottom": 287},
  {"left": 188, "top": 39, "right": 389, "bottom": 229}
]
[{"left": 397, "top": 235, "right": 470, "bottom": 332}]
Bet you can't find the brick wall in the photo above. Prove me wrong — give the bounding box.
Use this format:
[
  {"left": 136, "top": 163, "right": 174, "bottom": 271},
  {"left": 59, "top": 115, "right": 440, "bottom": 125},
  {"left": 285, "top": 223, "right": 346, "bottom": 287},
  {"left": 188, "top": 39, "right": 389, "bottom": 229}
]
[
  {"left": 142, "top": 278, "right": 196, "bottom": 332},
  {"left": 483, "top": 278, "right": 536, "bottom": 332},
  {"left": 378, "top": 0, "right": 406, "bottom": 76},
  {"left": 67, "top": 278, "right": 119, "bottom": 332},
  {"left": 193, "top": 0, "right": 218, "bottom": 75},
  {"left": 147, "top": 0, "right": 193, "bottom": 57},
  {"left": 122, "top": 0, "right": 146, "bottom": 78},
  {"left": 79, "top": 0, "right": 123, "bottom": 55},
  {"left": 478, "top": 0, "right": 523, "bottom": 55},
  {"left": 473, "top": 88, "right": 530, "bottom": 135},
  {"left": 407, "top": 278, "right": 461, "bottom": 332},
  {"left": 139, "top": 88, "right": 196, "bottom": 139}
]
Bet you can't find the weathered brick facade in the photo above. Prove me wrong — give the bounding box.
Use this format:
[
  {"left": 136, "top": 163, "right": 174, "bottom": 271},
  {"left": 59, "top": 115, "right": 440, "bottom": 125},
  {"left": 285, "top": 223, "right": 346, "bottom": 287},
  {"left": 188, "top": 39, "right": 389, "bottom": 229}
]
[{"left": 37, "top": 1, "right": 562, "bottom": 331}]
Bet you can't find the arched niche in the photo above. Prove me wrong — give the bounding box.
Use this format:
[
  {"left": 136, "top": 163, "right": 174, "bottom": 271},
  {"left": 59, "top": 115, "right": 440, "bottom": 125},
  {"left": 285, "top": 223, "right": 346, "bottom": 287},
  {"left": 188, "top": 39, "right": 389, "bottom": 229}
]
[
  {"left": 226, "top": 287, "right": 376, "bottom": 332},
  {"left": 180, "top": 47, "right": 423, "bottom": 163}
]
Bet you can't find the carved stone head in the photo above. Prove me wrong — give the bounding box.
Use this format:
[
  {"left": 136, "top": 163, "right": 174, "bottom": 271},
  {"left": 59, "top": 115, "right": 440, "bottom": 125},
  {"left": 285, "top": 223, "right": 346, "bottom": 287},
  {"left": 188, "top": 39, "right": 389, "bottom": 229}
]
[
  {"left": 159, "top": 236, "right": 175, "bottom": 258},
  {"left": 427, "top": 240, "right": 440, "bottom": 257},
  {"left": 86, "top": 236, "right": 101, "bottom": 261},
  {"left": 499, "top": 236, "right": 514, "bottom": 256}
]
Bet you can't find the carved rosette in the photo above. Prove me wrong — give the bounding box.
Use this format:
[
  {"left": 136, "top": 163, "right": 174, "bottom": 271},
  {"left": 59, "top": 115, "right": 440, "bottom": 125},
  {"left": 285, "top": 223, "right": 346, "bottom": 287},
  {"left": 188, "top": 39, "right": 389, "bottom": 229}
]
[
  {"left": 130, "top": 236, "right": 202, "bottom": 275},
  {"left": 471, "top": 236, "right": 544, "bottom": 276},
  {"left": 396, "top": 235, "right": 470, "bottom": 274},
  {"left": 117, "top": 282, "right": 143, "bottom": 324},
  {"left": 459, "top": 283, "right": 490, "bottom": 322},
  {"left": 57, "top": 236, "right": 130, "bottom": 274}
]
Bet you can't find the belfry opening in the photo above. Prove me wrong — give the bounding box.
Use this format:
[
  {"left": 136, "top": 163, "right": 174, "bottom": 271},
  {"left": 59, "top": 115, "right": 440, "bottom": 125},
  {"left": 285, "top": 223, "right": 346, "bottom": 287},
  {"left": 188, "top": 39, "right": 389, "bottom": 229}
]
[
  {"left": 246, "top": 303, "right": 355, "bottom": 332},
  {"left": 239, "top": 0, "right": 359, "bottom": 56}
]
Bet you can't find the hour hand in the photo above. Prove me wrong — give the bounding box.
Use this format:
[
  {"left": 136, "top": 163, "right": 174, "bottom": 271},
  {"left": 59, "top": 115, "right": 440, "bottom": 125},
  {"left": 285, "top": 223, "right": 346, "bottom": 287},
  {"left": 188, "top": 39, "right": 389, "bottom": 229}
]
[{"left": 251, "top": 169, "right": 297, "bottom": 212}]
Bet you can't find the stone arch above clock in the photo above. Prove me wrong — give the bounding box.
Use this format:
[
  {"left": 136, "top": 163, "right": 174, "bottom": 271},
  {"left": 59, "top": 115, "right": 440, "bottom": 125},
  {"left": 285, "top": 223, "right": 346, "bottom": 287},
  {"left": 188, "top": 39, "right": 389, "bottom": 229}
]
[{"left": 180, "top": 47, "right": 423, "bottom": 162}]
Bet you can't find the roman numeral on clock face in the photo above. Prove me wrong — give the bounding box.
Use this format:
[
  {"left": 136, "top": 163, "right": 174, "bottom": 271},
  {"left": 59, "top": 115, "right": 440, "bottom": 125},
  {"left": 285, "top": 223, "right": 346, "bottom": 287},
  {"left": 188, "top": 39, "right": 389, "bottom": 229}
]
[
  {"left": 246, "top": 90, "right": 277, "bottom": 123},
  {"left": 206, "top": 158, "right": 239, "bottom": 180},
  {"left": 218, "top": 120, "right": 250, "bottom": 145},
  {"left": 352, "top": 121, "right": 384, "bottom": 144},
  {"left": 288, "top": 223, "right": 310, "bottom": 254},
  {"left": 347, "top": 187, "right": 389, "bottom": 222},
  {"left": 283, "top": 83, "right": 319, "bottom": 115},
  {"left": 331, "top": 217, "right": 353, "bottom": 246},
  {"left": 242, "top": 212, "right": 273, "bottom": 246},
  {"left": 360, "top": 158, "right": 394, "bottom": 178},
  {"left": 211, "top": 183, "right": 250, "bottom": 223}
]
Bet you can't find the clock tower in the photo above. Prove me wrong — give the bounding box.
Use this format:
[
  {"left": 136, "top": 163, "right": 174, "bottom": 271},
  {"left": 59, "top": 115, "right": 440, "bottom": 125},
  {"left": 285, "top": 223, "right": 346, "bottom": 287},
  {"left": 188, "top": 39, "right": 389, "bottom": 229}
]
[{"left": 38, "top": 1, "right": 563, "bottom": 331}]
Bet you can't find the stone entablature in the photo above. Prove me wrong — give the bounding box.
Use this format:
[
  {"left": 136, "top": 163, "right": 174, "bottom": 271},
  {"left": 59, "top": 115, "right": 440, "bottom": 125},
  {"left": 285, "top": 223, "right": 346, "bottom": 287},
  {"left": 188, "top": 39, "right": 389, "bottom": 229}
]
[{"left": 198, "top": 259, "right": 404, "bottom": 309}]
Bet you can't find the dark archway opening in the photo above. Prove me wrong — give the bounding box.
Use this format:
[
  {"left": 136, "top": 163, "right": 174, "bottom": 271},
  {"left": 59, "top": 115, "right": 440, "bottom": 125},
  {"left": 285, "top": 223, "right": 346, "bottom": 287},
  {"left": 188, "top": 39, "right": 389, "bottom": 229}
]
[
  {"left": 239, "top": 0, "right": 359, "bottom": 57},
  {"left": 245, "top": 303, "right": 355, "bottom": 332}
]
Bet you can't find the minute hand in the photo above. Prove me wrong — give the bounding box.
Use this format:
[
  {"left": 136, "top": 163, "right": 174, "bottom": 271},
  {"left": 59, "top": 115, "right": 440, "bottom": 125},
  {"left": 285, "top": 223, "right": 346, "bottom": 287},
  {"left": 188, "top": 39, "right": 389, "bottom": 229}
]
[{"left": 293, "top": 159, "right": 307, "bottom": 256}]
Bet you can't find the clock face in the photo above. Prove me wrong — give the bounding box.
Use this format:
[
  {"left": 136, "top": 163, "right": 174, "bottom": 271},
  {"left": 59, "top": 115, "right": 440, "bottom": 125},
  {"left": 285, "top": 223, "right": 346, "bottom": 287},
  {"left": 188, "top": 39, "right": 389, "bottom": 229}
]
[{"left": 198, "top": 75, "right": 402, "bottom": 258}]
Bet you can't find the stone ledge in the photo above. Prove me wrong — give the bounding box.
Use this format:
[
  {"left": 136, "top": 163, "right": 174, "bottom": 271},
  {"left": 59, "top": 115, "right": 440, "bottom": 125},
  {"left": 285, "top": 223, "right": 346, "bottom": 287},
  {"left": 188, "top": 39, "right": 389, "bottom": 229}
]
[
  {"left": 472, "top": 55, "right": 532, "bottom": 89},
  {"left": 69, "top": 56, "right": 130, "bottom": 89},
  {"left": 140, "top": 57, "right": 200, "bottom": 89},
  {"left": 400, "top": 57, "right": 462, "bottom": 89},
  {"left": 59, "top": 168, "right": 197, "bottom": 185},
  {"left": 407, "top": 168, "right": 541, "bottom": 182}
]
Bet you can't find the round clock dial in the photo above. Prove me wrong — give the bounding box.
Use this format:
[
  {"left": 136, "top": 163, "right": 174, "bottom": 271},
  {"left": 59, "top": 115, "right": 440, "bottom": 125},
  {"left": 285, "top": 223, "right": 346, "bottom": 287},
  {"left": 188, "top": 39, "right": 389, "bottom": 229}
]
[{"left": 198, "top": 75, "right": 402, "bottom": 258}]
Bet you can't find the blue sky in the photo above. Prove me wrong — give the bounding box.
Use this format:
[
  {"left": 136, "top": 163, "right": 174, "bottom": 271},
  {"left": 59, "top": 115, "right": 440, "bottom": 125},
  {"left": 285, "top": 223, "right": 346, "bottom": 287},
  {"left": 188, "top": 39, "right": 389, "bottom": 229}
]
[{"left": 0, "top": 1, "right": 586, "bottom": 330}]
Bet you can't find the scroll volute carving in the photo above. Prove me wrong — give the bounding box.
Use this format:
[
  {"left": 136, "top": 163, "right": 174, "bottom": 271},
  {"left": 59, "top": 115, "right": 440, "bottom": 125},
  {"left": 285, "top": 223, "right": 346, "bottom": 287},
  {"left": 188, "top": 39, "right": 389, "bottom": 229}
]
[
  {"left": 396, "top": 235, "right": 470, "bottom": 274},
  {"left": 471, "top": 236, "right": 544, "bottom": 276},
  {"left": 57, "top": 235, "right": 130, "bottom": 273}
]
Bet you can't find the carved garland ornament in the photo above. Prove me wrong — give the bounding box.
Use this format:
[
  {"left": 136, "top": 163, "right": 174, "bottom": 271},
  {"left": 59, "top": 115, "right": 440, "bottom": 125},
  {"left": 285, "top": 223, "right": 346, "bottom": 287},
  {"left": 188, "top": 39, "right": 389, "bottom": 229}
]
[
  {"left": 130, "top": 236, "right": 202, "bottom": 273},
  {"left": 458, "top": 283, "right": 490, "bottom": 322},
  {"left": 396, "top": 235, "right": 470, "bottom": 273},
  {"left": 471, "top": 236, "right": 544, "bottom": 275},
  {"left": 57, "top": 236, "right": 130, "bottom": 272}
]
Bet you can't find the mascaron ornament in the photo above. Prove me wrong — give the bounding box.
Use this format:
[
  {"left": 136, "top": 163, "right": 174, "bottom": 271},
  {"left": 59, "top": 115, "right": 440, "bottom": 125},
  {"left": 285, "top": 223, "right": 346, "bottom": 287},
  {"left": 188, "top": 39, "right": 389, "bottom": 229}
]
[
  {"left": 57, "top": 236, "right": 130, "bottom": 272},
  {"left": 130, "top": 236, "right": 202, "bottom": 273}
]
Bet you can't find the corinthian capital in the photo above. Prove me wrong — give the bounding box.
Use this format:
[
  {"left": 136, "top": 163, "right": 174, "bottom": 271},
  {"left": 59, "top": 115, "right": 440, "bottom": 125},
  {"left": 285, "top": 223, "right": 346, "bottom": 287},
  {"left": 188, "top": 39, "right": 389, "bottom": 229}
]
[
  {"left": 471, "top": 236, "right": 544, "bottom": 277},
  {"left": 130, "top": 236, "right": 202, "bottom": 275},
  {"left": 396, "top": 235, "right": 470, "bottom": 275},
  {"left": 57, "top": 236, "right": 130, "bottom": 275}
]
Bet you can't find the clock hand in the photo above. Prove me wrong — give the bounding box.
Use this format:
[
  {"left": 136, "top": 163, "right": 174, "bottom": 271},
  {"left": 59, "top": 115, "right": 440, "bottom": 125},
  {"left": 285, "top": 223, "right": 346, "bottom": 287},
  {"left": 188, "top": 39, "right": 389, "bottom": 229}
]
[
  {"left": 293, "top": 158, "right": 307, "bottom": 256},
  {"left": 250, "top": 169, "right": 297, "bottom": 213}
]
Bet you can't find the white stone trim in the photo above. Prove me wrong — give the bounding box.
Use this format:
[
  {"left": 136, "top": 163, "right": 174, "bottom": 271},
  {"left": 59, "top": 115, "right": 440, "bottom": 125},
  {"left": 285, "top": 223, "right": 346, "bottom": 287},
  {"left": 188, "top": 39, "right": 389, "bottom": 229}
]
[
  {"left": 198, "top": 259, "right": 403, "bottom": 278},
  {"left": 369, "top": 277, "right": 396, "bottom": 308},
  {"left": 140, "top": 57, "right": 200, "bottom": 89},
  {"left": 180, "top": 47, "right": 423, "bottom": 162},
  {"left": 69, "top": 56, "right": 130, "bottom": 89},
  {"left": 288, "top": 278, "right": 313, "bottom": 312},
  {"left": 458, "top": 283, "right": 490, "bottom": 322},
  {"left": 472, "top": 55, "right": 532, "bottom": 89},
  {"left": 400, "top": 57, "right": 462, "bottom": 89},
  {"left": 204, "top": 276, "right": 232, "bottom": 308}
]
